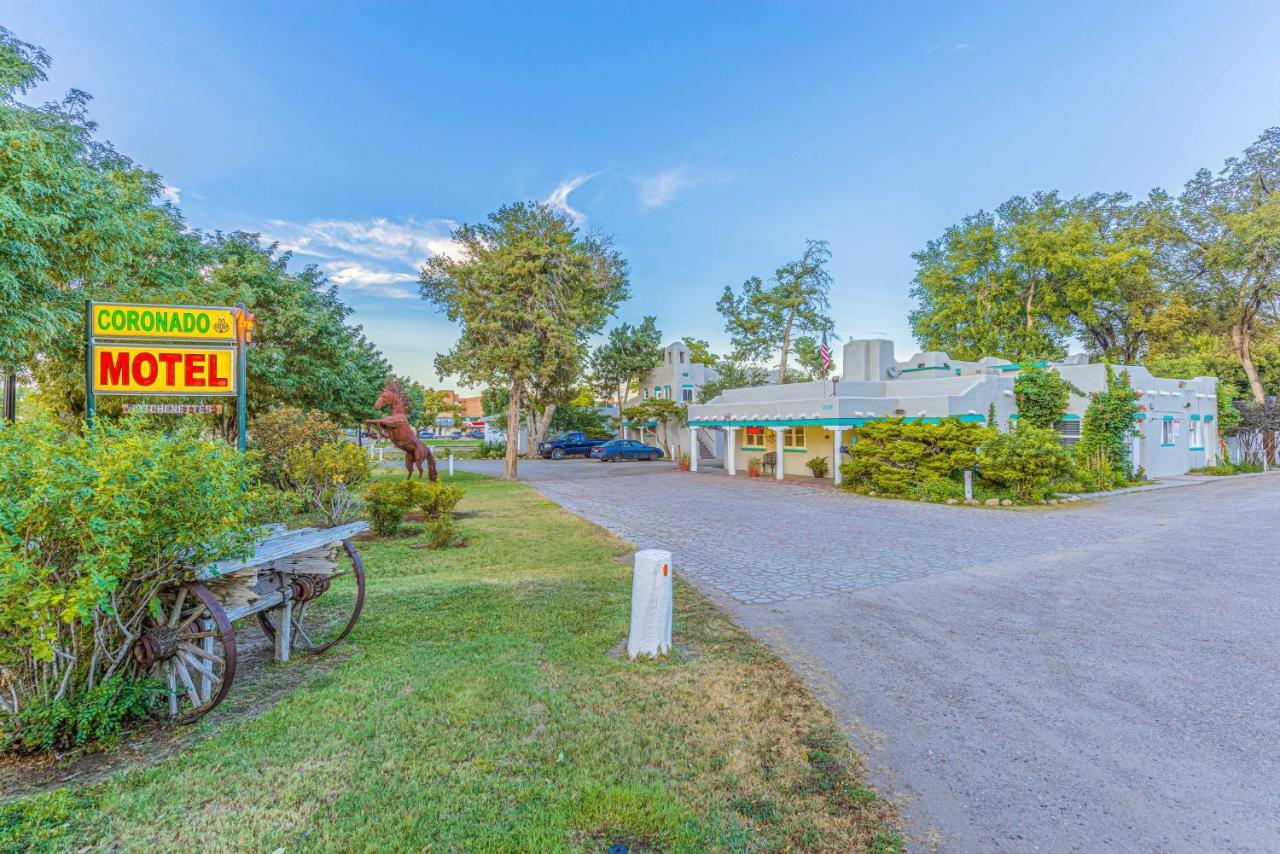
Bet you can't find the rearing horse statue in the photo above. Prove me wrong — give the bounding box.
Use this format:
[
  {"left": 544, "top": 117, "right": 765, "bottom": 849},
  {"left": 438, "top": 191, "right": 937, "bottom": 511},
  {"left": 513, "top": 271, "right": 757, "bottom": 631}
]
[{"left": 365, "top": 381, "right": 438, "bottom": 481}]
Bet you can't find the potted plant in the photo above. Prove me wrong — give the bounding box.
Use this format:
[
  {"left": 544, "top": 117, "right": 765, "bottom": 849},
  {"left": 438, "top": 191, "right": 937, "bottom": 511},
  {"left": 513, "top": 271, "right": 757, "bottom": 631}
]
[
  {"left": 747, "top": 457, "right": 762, "bottom": 478},
  {"left": 678, "top": 451, "right": 691, "bottom": 472},
  {"left": 805, "top": 455, "right": 829, "bottom": 479}
]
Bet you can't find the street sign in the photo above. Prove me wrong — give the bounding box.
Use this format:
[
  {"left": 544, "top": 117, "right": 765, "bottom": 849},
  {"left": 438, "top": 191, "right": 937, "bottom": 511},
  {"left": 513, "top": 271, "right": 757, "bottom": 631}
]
[
  {"left": 122, "top": 403, "right": 225, "bottom": 415},
  {"left": 92, "top": 345, "right": 236, "bottom": 395},
  {"left": 435, "top": 415, "right": 456, "bottom": 426},
  {"left": 91, "top": 302, "right": 238, "bottom": 342}
]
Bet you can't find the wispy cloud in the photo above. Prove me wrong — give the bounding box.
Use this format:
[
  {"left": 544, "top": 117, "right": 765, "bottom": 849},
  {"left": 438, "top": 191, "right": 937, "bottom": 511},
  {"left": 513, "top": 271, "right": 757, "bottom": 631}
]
[
  {"left": 160, "top": 185, "right": 181, "bottom": 205},
  {"left": 635, "top": 168, "right": 698, "bottom": 209},
  {"left": 325, "top": 262, "right": 419, "bottom": 299},
  {"left": 928, "top": 41, "right": 975, "bottom": 55},
  {"left": 544, "top": 173, "right": 598, "bottom": 223},
  {"left": 260, "top": 216, "right": 463, "bottom": 300}
]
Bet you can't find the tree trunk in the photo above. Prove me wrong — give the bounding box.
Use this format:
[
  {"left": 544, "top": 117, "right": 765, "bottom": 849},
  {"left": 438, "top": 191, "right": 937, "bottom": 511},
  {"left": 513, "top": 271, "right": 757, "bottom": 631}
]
[
  {"left": 503, "top": 377, "right": 521, "bottom": 480},
  {"left": 1025, "top": 278, "right": 1037, "bottom": 331},
  {"left": 1232, "top": 319, "right": 1267, "bottom": 404},
  {"left": 778, "top": 311, "right": 795, "bottom": 384},
  {"left": 525, "top": 403, "right": 556, "bottom": 459}
]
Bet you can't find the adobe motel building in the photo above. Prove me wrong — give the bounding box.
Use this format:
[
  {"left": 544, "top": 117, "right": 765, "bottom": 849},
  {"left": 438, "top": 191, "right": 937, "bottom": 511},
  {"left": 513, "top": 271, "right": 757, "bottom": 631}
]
[{"left": 685, "top": 339, "right": 1219, "bottom": 483}]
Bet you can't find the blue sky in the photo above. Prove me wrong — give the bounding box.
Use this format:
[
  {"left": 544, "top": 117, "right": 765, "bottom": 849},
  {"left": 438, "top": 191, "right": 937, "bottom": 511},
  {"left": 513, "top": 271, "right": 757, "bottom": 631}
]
[{"left": 9, "top": 2, "right": 1280, "bottom": 390}]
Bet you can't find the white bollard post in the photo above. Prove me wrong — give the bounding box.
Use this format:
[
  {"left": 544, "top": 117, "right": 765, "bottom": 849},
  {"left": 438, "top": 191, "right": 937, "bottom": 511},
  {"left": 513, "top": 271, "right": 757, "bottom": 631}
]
[
  {"left": 627, "top": 549, "right": 673, "bottom": 659},
  {"left": 964, "top": 469, "right": 973, "bottom": 500},
  {"left": 448, "top": 451, "right": 454, "bottom": 477}
]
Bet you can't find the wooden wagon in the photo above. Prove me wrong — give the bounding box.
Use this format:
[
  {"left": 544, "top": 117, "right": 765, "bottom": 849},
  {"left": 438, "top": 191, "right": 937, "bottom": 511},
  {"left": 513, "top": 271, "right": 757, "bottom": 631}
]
[{"left": 130, "top": 521, "right": 369, "bottom": 722}]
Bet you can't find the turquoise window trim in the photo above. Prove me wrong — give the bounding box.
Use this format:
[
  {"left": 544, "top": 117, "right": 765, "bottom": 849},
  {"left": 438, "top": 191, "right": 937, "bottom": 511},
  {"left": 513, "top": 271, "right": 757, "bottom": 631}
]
[
  {"left": 1060, "top": 414, "right": 1081, "bottom": 421},
  {"left": 996, "top": 361, "right": 1049, "bottom": 371},
  {"left": 740, "top": 445, "right": 766, "bottom": 451},
  {"left": 1162, "top": 415, "right": 1174, "bottom": 421},
  {"left": 783, "top": 448, "right": 807, "bottom": 453},
  {"left": 1190, "top": 414, "right": 1201, "bottom": 420},
  {"left": 681, "top": 383, "right": 694, "bottom": 388},
  {"left": 1205, "top": 415, "right": 1215, "bottom": 422},
  {"left": 1160, "top": 443, "right": 1175, "bottom": 447},
  {"left": 1189, "top": 446, "right": 1205, "bottom": 451},
  {"left": 898, "top": 365, "right": 951, "bottom": 373}
]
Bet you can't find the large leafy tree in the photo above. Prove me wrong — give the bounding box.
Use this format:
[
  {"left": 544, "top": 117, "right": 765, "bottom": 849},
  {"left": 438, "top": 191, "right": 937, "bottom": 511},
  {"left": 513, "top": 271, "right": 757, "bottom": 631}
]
[
  {"left": 909, "top": 192, "right": 1162, "bottom": 363},
  {"left": 717, "top": 239, "right": 834, "bottom": 383},
  {"left": 695, "top": 361, "right": 770, "bottom": 403},
  {"left": 421, "top": 202, "right": 629, "bottom": 480},
  {"left": 1159, "top": 128, "right": 1280, "bottom": 403}
]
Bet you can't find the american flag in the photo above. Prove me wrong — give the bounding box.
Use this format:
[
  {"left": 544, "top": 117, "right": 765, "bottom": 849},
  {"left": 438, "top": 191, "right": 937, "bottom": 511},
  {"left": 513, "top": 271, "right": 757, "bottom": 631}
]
[{"left": 820, "top": 332, "right": 831, "bottom": 375}]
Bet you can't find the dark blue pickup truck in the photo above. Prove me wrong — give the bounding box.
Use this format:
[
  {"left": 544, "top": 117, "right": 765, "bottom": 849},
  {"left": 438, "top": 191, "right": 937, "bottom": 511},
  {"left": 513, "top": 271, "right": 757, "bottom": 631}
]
[{"left": 538, "top": 432, "right": 608, "bottom": 460}]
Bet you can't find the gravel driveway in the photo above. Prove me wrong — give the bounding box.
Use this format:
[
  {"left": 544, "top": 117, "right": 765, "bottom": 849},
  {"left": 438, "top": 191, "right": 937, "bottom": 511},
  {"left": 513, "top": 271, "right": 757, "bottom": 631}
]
[{"left": 453, "top": 459, "right": 1280, "bottom": 852}]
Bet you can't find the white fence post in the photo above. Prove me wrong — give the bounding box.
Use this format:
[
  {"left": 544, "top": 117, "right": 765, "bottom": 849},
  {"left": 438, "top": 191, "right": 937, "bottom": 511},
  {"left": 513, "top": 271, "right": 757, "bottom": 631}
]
[
  {"left": 628, "top": 549, "right": 673, "bottom": 659},
  {"left": 448, "top": 451, "right": 455, "bottom": 477}
]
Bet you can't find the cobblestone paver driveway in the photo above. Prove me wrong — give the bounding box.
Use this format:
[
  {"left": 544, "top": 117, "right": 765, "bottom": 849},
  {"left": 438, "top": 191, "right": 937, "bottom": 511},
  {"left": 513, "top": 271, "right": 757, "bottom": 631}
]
[{"left": 457, "top": 458, "right": 1280, "bottom": 852}]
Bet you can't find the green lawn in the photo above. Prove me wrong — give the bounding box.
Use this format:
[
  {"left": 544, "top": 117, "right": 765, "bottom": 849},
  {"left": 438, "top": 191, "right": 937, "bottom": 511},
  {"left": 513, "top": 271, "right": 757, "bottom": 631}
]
[{"left": 2, "top": 472, "right": 900, "bottom": 852}]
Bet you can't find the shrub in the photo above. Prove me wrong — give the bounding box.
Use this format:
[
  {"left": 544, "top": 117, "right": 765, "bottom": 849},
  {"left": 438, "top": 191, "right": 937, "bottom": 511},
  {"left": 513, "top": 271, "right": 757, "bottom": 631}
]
[
  {"left": 0, "top": 417, "right": 272, "bottom": 740},
  {"left": 841, "top": 418, "right": 992, "bottom": 495},
  {"left": 805, "top": 455, "right": 830, "bottom": 477},
  {"left": 1075, "top": 364, "right": 1142, "bottom": 478},
  {"left": 906, "top": 476, "right": 964, "bottom": 503},
  {"left": 1014, "top": 365, "right": 1082, "bottom": 429},
  {"left": 8, "top": 675, "right": 162, "bottom": 753},
  {"left": 249, "top": 407, "right": 342, "bottom": 489},
  {"left": 426, "top": 516, "right": 458, "bottom": 550},
  {"left": 978, "top": 426, "right": 1073, "bottom": 501},
  {"left": 283, "top": 440, "right": 372, "bottom": 527},
  {"left": 364, "top": 480, "right": 412, "bottom": 537},
  {"left": 477, "top": 440, "right": 507, "bottom": 459},
  {"left": 409, "top": 481, "right": 465, "bottom": 520}
]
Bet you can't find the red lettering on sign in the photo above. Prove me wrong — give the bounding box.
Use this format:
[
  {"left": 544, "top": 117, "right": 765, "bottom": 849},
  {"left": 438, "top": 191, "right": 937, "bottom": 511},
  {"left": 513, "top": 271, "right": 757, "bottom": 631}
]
[
  {"left": 184, "top": 353, "right": 206, "bottom": 386},
  {"left": 158, "top": 352, "right": 182, "bottom": 385},
  {"left": 99, "top": 351, "right": 129, "bottom": 386},
  {"left": 207, "top": 354, "right": 229, "bottom": 388},
  {"left": 132, "top": 352, "right": 158, "bottom": 386}
]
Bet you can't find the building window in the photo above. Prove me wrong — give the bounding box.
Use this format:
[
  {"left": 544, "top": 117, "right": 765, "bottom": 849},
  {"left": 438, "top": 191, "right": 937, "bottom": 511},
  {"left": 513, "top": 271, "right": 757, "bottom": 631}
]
[
  {"left": 742, "top": 426, "right": 766, "bottom": 449},
  {"left": 1054, "top": 419, "right": 1081, "bottom": 447},
  {"left": 679, "top": 351, "right": 685, "bottom": 363},
  {"left": 1161, "top": 419, "right": 1174, "bottom": 446},
  {"left": 681, "top": 387, "right": 693, "bottom": 403},
  {"left": 783, "top": 426, "right": 806, "bottom": 449},
  {"left": 1189, "top": 420, "right": 1204, "bottom": 448}
]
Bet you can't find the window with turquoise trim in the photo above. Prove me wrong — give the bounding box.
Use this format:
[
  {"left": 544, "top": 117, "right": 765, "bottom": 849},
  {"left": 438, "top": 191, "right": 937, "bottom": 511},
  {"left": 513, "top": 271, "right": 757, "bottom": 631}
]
[
  {"left": 1161, "top": 419, "right": 1174, "bottom": 446},
  {"left": 742, "top": 426, "right": 766, "bottom": 449},
  {"left": 783, "top": 426, "right": 806, "bottom": 449}
]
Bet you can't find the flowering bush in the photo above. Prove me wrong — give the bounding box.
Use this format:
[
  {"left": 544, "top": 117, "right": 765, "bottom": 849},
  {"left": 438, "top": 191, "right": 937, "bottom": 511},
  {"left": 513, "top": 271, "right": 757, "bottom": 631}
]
[
  {"left": 283, "top": 439, "right": 371, "bottom": 527},
  {"left": 249, "top": 407, "right": 342, "bottom": 489},
  {"left": 0, "top": 418, "right": 273, "bottom": 741}
]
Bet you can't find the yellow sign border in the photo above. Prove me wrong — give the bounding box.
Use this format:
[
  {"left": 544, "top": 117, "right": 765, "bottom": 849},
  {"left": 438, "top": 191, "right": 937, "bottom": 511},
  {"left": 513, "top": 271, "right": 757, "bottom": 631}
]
[
  {"left": 91, "top": 344, "right": 238, "bottom": 397},
  {"left": 91, "top": 302, "right": 238, "bottom": 342}
]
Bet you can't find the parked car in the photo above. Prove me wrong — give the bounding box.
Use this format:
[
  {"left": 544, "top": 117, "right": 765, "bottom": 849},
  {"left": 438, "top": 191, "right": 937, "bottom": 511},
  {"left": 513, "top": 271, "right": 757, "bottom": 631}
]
[
  {"left": 590, "top": 439, "right": 664, "bottom": 462},
  {"left": 538, "top": 431, "right": 608, "bottom": 460},
  {"left": 449, "top": 430, "right": 463, "bottom": 439},
  {"left": 467, "top": 429, "right": 485, "bottom": 440}
]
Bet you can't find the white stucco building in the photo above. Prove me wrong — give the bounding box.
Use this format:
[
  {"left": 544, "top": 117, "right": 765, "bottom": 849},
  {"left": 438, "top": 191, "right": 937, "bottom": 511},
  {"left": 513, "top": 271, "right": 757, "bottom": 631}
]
[
  {"left": 620, "top": 341, "right": 721, "bottom": 457},
  {"left": 685, "top": 338, "right": 1218, "bottom": 482}
]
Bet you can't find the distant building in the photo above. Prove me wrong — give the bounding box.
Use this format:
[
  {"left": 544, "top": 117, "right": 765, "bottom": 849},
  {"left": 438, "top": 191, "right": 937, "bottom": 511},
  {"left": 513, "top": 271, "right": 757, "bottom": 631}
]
[
  {"left": 440, "top": 390, "right": 484, "bottom": 419},
  {"left": 685, "top": 338, "right": 1218, "bottom": 481},
  {"left": 620, "top": 341, "right": 720, "bottom": 458}
]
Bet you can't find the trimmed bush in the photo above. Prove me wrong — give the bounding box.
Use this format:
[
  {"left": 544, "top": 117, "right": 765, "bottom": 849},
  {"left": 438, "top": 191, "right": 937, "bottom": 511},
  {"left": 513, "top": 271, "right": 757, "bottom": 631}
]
[
  {"left": 978, "top": 426, "right": 1073, "bottom": 501},
  {"left": 409, "top": 481, "right": 465, "bottom": 520},
  {"left": 841, "top": 418, "right": 992, "bottom": 495},
  {"left": 249, "top": 407, "right": 342, "bottom": 488},
  {"left": 426, "top": 516, "right": 458, "bottom": 550},
  {"left": 906, "top": 477, "right": 965, "bottom": 503},
  {"left": 364, "top": 480, "right": 412, "bottom": 537}
]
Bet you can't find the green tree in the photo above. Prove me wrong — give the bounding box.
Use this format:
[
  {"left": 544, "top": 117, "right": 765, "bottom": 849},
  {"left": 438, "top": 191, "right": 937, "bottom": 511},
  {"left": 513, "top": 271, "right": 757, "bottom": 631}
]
[
  {"left": 790, "top": 335, "right": 835, "bottom": 381},
  {"left": 481, "top": 386, "right": 510, "bottom": 417},
  {"left": 1160, "top": 127, "right": 1280, "bottom": 404},
  {"left": 910, "top": 192, "right": 1162, "bottom": 363},
  {"left": 1013, "top": 365, "right": 1082, "bottom": 429},
  {"left": 589, "top": 316, "right": 663, "bottom": 419},
  {"left": 695, "top": 361, "right": 770, "bottom": 403},
  {"left": 680, "top": 337, "right": 718, "bottom": 367},
  {"left": 622, "top": 397, "right": 686, "bottom": 458},
  {"left": 977, "top": 426, "right": 1073, "bottom": 502},
  {"left": 421, "top": 202, "right": 629, "bottom": 480},
  {"left": 717, "top": 240, "right": 835, "bottom": 383}
]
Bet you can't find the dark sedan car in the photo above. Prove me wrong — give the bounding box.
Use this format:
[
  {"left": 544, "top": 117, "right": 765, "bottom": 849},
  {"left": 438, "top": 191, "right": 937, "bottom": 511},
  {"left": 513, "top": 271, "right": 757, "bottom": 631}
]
[{"left": 589, "top": 439, "right": 664, "bottom": 462}]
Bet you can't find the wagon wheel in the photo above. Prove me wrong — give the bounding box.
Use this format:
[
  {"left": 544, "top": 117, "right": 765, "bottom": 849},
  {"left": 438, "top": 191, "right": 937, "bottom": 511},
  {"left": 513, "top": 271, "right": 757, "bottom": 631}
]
[
  {"left": 257, "top": 538, "right": 366, "bottom": 654},
  {"left": 133, "top": 582, "right": 237, "bottom": 724}
]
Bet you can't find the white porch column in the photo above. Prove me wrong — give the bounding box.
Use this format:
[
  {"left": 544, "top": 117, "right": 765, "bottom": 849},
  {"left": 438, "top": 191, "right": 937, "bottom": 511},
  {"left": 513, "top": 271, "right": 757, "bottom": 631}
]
[
  {"left": 774, "top": 427, "right": 786, "bottom": 480},
  {"left": 725, "top": 427, "right": 737, "bottom": 475},
  {"left": 689, "top": 426, "right": 699, "bottom": 472},
  {"left": 831, "top": 426, "right": 843, "bottom": 485}
]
